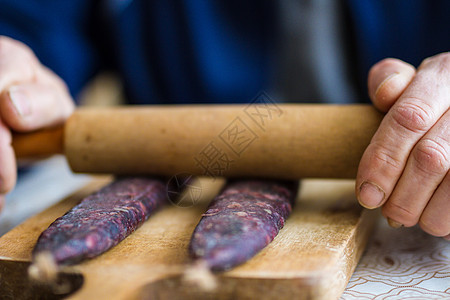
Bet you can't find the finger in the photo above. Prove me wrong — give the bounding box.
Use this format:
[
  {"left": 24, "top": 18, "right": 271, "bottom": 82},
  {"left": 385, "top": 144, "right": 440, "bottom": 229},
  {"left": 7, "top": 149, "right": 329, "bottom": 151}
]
[
  {"left": 0, "top": 36, "right": 39, "bottom": 92},
  {"left": 357, "top": 53, "right": 450, "bottom": 209},
  {"left": 0, "top": 119, "right": 17, "bottom": 194},
  {"left": 0, "top": 81, "right": 74, "bottom": 132},
  {"left": 382, "top": 109, "right": 449, "bottom": 227},
  {"left": 368, "top": 58, "right": 416, "bottom": 112},
  {"left": 0, "top": 195, "right": 4, "bottom": 212},
  {"left": 418, "top": 171, "right": 450, "bottom": 237}
]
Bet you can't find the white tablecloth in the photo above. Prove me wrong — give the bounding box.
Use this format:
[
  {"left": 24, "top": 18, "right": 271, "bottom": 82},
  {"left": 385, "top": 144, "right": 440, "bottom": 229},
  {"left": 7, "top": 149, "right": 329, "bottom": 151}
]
[{"left": 342, "top": 216, "right": 449, "bottom": 299}]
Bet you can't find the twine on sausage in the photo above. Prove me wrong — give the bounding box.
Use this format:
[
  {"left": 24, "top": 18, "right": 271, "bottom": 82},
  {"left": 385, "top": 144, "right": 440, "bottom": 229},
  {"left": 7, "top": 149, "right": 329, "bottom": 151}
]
[
  {"left": 182, "top": 260, "right": 217, "bottom": 291},
  {"left": 28, "top": 252, "right": 73, "bottom": 294}
]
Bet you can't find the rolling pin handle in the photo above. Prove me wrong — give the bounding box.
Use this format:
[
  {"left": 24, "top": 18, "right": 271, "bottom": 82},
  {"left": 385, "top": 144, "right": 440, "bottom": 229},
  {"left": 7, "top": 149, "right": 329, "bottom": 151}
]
[{"left": 11, "top": 126, "right": 64, "bottom": 158}]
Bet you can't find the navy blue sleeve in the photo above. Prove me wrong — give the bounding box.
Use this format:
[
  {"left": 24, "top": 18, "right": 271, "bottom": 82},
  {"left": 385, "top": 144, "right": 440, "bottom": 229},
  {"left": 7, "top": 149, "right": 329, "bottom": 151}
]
[
  {"left": 0, "top": 1, "right": 101, "bottom": 99},
  {"left": 346, "top": 0, "right": 450, "bottom": 90}
]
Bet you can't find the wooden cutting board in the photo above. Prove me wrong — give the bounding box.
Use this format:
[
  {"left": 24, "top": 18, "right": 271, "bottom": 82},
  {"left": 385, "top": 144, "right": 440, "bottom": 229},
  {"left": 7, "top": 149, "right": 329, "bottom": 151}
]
[{"left": 0, "top": 177, "right": 378, "bottom": 300}]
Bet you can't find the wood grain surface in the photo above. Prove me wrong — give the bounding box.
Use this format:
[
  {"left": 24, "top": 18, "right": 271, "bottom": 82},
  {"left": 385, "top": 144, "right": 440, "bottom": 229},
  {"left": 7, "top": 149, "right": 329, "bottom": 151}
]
[{"left": 0, "top": 177, "right": 377, "bottom": 300}]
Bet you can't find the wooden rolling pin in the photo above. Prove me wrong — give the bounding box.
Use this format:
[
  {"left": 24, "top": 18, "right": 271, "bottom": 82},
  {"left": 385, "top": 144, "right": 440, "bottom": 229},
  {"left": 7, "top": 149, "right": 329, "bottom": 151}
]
[{"left": 12, "top": 104, "right": 383, "bottom": 179}]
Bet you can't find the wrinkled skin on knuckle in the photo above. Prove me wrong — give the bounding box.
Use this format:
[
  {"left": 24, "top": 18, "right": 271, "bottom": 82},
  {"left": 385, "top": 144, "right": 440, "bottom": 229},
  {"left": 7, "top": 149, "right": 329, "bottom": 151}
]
[
  {"left": 369, "top": 142, "right": 404, "bottom": 172},
  {"left": 391, "top": 101, "right": 434, "bottom": 134},
  {"left": 413, "top": 138, "right": 449, "bottom": 176}
]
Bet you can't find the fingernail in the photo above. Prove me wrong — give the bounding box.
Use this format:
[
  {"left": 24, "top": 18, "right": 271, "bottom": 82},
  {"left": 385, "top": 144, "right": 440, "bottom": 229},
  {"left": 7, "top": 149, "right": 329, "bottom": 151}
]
[
  {"left": 387, "top": 218, "right": 403, "bottom": 229},
  {"left": 373, "top": 72, "right": 400, "bottom": 98},
  {"left": 358, "top": 181, "right": 385, "bottom": 209},
  {"left": 8, "top": 86, "right": 31, "bottom": 117}
]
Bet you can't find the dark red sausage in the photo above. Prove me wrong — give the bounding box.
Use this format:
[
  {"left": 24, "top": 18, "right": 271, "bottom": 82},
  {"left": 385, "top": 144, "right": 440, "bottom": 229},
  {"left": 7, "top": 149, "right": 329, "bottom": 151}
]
[
  {"left": 189, "top": 180, "right": 298, "bottom": 272},
  {"left": 32, "top": 177, "right": 168, "bottom": 266}
]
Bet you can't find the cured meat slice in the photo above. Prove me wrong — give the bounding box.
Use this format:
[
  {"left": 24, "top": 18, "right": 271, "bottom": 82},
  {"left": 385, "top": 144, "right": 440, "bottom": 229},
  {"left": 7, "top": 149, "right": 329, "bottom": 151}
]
[
  {"left": 189, "top": 180, "right": 298, "bottom": 271},
  {"left": 32, "top": 177, "right": 167, "bottom": 266}
]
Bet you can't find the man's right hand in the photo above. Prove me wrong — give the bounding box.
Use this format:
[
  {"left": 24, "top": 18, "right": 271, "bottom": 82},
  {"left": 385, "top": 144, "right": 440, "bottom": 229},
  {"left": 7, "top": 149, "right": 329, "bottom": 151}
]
[{"left": 0, "top": 36, "right": 75, "bottom": 209}]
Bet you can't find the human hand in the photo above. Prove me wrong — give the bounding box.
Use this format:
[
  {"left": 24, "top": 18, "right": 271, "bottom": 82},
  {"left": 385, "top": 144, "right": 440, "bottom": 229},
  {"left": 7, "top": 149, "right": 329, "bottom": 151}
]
[
  {"left": 356, "top": 54, "right": 449, "bottom": 240},
  {"left": 0, "top": 36, "right": 74, "bottom": 208}
]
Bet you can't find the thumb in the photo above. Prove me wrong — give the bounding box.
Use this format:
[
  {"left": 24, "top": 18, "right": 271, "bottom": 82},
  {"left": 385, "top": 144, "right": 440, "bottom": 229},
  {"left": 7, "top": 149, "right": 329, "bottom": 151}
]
[
  {"left": 0, "top": 119, "right": 16, "bottom": 195},
  {"left": 368, "top": 58, "right": 416, "bottom": 112},
  {"left": 0, "top": 81, "right": 74, "bottom": 132}
]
